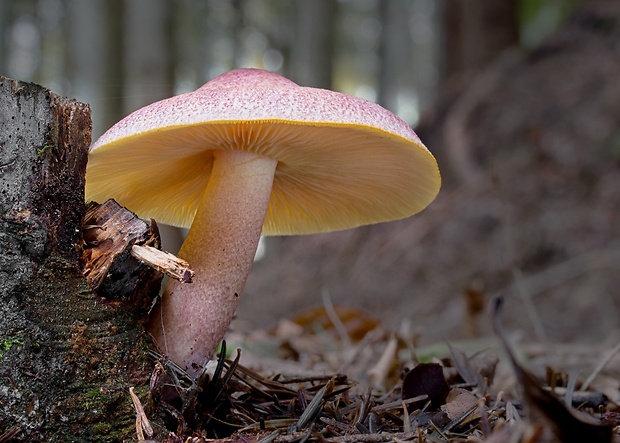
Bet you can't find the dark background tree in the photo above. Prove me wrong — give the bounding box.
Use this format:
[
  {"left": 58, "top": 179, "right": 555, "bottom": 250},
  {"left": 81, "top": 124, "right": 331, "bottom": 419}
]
[{"left": 441, "top": 0, "right": 520, "bottom": 79}]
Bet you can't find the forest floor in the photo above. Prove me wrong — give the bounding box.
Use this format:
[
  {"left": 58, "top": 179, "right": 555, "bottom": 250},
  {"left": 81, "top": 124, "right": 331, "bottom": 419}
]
[
  {"left": 148, "top": 295, "right": 619, "bottom": 442},
  {"left": 184, "top": 3, "right": 620, "bottom": 441}
]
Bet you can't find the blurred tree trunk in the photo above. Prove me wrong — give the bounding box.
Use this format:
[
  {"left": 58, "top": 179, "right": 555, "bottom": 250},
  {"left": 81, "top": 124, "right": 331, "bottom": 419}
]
[
  {"left": 122, "top": 0, "right": 174, "bottom": 114},
  {"left": 378, "top": 0, "right": 412, "bottom": 113},
  {"left": 290, "top": 0, "right": 336, "bottom": 88},
  {"left": 440, "top": 0, "right": 519, "bottom": 80},
  {"left": 174, "top": 0, "right": 207, "bottom": 87},
  {"left": 0, "top": 1, "right": 9, "bottom": 75},
  {"left": 428, "top": 0, "right": 520, "bottom": 184},
  {"left": 123, "top": 0, "right": 185, "bottom": 253},
  {"left": 66, "top": 0, "right": 124, "bottom": 139},
  {"left": 104, "top": 0, "right": 125, "bottom": 134}
]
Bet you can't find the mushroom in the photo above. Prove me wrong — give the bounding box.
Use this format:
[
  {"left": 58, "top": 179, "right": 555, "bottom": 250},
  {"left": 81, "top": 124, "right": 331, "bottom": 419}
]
[{"left": 85, "top": 68, "right": 441, "bottom": 377}]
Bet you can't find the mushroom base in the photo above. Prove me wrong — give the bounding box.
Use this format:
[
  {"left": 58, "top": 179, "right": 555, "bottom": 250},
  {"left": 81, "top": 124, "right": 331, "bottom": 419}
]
[{"left": 148, "top": 149, "right": 277, "bottom": 378}]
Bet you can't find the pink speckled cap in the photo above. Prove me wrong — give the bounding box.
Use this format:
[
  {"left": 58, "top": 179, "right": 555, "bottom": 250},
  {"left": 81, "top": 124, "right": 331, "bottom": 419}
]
[{"left": 86, "top": 68, "right": 441, "bottom": 235}]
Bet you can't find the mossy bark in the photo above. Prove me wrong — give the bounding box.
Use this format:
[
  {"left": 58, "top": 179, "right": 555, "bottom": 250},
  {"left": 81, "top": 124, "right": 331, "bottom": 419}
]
[{"left": 0, "top": 77, "right": 162, "bottom": 442}]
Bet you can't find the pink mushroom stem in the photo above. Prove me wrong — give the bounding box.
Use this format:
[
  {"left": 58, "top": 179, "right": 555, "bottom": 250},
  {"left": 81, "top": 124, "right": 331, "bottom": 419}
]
[{"left": 148, "top": 149, "right": 277, "bottom": 377}]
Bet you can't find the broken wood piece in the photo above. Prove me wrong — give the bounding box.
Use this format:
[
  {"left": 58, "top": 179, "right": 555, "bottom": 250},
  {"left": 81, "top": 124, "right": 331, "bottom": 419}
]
[
  {"left": 82, "top": 199, "right": 156, "bottom": 293},
  {"left": 131, "top": 244, "right": 193, "bottom": 283},
  {"left": 82, "top": 199, "right": 171, "bottom": 301},
  {"left": 82, "top": 199, "right": 192, "bottom": 292},
  {"left": 130, "top": 386, "right": 153, "bottom": 441}
]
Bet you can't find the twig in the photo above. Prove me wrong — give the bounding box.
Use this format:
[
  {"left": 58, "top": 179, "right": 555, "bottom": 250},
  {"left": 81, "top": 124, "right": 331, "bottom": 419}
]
[
  {"left": 257, "top": 430, "right": 281, "bottom": 443},
  {"left": 0, "top": 426, "right": 21, "bottom": 443},
  {"left": 131, "top": 244, "right": 194, "bottom": 283},
  {"left": 371, "top": 394, "right": 428, "bottom": 413},
  {"left": 321, "top": 289, "right": 352, "bottom": 349},
  {"left": 581, "top": 341, "right": 620, "bottom": 391},
  {"left": 511, "top": 267, "right": 547, "bottom": 346},
  {"left": 130, "top": 386, "right": 153, "bottom": 441},
  {"left": 367, "top": 335, "right": 397, "bottom": 388},
  {"left": 565, "top": 370, "right": 581, "bottom": 408}
]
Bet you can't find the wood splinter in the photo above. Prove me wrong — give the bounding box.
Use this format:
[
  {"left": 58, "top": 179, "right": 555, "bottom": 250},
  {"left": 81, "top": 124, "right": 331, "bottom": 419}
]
[
  {"left": 129, "top": 386, "right": 153, "bottom": 441},
  {"left": 81, "top": 199, "right": 194, "bottom": 300},
  {"left": 131, "top": 244, "right": 193, "bottom": 283}
]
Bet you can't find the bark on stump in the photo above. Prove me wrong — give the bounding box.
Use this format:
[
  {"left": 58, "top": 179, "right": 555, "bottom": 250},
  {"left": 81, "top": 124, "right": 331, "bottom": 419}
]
[{"left": 0, "top": 77, "right": 162, "bottom": 442}]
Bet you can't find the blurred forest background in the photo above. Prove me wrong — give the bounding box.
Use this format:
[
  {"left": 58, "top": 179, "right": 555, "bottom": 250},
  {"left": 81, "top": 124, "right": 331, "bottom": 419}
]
[{"left": 1, "top": 0, "right": 619, "bottom": 349}]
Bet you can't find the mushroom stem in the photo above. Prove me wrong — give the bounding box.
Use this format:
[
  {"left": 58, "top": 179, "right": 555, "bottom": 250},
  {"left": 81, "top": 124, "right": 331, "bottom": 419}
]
[{"left": 147, "top": 149, "right": 277, "bottom": 377}]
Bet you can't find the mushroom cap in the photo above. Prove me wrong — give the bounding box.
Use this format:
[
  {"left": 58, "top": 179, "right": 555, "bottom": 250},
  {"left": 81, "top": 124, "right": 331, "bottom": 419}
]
[{"left": 86, "top": 68, "right": 441, "bottom": 235}]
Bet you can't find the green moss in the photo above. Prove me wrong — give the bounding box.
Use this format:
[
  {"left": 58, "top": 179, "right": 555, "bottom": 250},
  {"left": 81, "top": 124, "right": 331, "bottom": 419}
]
[
  {"left": 83, "top": 388, "right": 106, "bottom": 408},
  {"left": 0, "top": 336, "right": 22, "bottom": 358},
  {"left": 91, "top": 422, "right": 113, "bottom": 435},
  {"left": 36, "top": 143, "right": 55, "bottom": 156}
]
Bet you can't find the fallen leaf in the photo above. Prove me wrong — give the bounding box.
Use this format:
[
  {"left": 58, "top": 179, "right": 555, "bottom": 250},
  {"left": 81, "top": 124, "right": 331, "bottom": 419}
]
[
  {"left": 402, "top": 362, "right": 450, "bottom": 410},
  {"left": 441, "top": 388, "right": 479, "bottom": 421}
]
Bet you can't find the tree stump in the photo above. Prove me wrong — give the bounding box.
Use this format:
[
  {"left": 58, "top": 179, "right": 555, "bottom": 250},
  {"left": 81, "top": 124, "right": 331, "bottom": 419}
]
[{"left": 0, "top": 77, "right": 163, "bottom": 442}]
